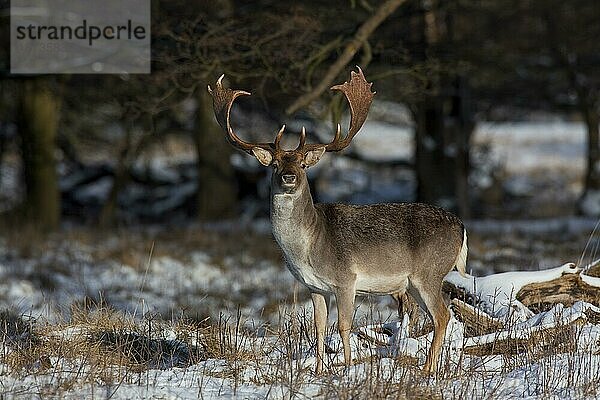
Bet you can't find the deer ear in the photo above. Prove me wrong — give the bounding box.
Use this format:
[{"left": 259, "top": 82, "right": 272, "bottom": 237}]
[
  {"left": 304, "top": 147, "right": 326, "bottom": 167},
  {"left": 251, "top": 147, "right": 273, "bottom": 166}
]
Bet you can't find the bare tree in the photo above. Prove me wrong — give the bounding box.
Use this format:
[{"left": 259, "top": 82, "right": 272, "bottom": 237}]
[
  {"left": 154, "top": 2, "right": 326, "bottom": 221},
  {"left": 18, "top": 78, "right": 62, "bottom": 230},
  {"left": 285, "top": 0, "right": 407, "bottom": 115},
  {"left": 193, "top": 88, "right": 237, "bottom": 220},
  {"left": 541, "top": 1, "right": 600, "bottom": 215},
  {"left": 480, "top": 0, "right": 600, "bottom": 215},
  {"left": 399, "top": 0, "right": 474, "bottom": 216}
]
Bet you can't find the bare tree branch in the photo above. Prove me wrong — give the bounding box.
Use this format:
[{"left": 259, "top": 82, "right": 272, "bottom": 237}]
[{"left": 285, "top": 0, "right": 406, "bottom": 115}]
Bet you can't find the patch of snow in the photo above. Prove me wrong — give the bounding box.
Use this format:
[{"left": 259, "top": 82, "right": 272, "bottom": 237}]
[
  {"left": 368, "top": 99, "right": 413, "bottom": 126},
  {"left": 73, "top": 176, "right": 113, "bottom": 203},
  {"left": 0, "top": 163, "right": 21, "bottom": 212},
  {"left": 445, "top": 263, "right": 581, "bottom": 320},
  {"left": 475, "top": 121, "right": 586, "bottom": 174},
  {"left": 581, "top": 273, "right": 600, "bottom": 288},
  {"left": 133, "top": 158, "right": 182, "bottom": 184},
  {"left": 352, "top": 121, "right": 413, "bottom": 161},
  {"left": 579, "top": 189, "right": 600, "bottom": 216},
  {"left": 504, "top": 176, "right": 535, "bottom": 197}
]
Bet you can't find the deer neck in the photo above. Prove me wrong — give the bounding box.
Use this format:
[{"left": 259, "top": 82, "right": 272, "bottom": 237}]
[{"left": 270, "top": 182, "right": 319, "bottom": 256}]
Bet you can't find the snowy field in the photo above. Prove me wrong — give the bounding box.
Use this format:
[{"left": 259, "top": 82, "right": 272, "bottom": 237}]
[
  {"left": 1, "top": 248, "right": 599, "bottom": 398},
  {"left": 1, "top": 115, "right": 600, "bottom": 399},
  {"left": 0, "top": 218, "right": 598, "bottom": 398}
]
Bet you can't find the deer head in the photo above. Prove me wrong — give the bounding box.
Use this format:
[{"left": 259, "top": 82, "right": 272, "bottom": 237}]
[{"left": 207, "top": 67, "right": 375, "bottom": 196}]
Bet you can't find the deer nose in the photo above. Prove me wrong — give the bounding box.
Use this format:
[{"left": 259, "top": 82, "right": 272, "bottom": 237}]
[{"left": 281, "top": 174, "right": 297, "bottom": 185}]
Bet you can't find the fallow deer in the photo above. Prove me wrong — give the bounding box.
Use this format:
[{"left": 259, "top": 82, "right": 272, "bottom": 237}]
[{"left": 208, "top": 68, "right": 468, "bottom": 374}]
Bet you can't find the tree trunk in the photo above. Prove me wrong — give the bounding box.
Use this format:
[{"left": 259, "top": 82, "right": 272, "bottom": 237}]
[
  {"left": 99, "top": 116, "right": 152, "bottom": 227},
  {"left": 411, "top": 2, "right": 473, "bottom": 216},
  {"left": 193, "top": 89, "right": 237, "bottom": 221},
  {"left": 18, "top": 78, "right": 61, "bottom": 231},
  {"left": 99, "top": 127, "right": 132, "bottom": 228},
  {"left": 413, "top": 94, "right": 472, "bottom": 216},
  {"left": 578, "top": 108, "right": 600, "bottom": 216},
  {"left": 451, "top": 76, "right": 474, "bottom": 219},
  {"left": 414, "top": 97, "right": 457, "bottom": 210}
]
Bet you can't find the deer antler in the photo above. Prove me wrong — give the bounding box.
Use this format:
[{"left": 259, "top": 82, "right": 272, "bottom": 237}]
[
  {"left": 209, "top": 69, "right": 374, "bottom": 155},
  {"left": 304, "top": 67, "right": 375, "bottom": 153},
  {"left": 208, "top": 75, "right": 277, "bottom": 154}
]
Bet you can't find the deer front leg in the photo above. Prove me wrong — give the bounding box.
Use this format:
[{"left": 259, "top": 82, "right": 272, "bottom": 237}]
[
  {"left": 311, "top": 291, "right": 329, "bottom": 374},
  {"left": 334, "top": 286, "right": 356, "bottom": 368}
]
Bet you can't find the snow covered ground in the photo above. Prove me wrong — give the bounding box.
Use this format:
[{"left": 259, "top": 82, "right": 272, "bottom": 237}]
[
  {"left": 0, "top": 232, "right": 298, "bottom": 325},
  {"left": 1, "top": 233, "right": 599, "bottom": 399},
  {"left": 1, "top": 249, "right": 599, "bottom": 399},
  {"left": 0, "top": 215, "right": 599, "bottom": 399}
]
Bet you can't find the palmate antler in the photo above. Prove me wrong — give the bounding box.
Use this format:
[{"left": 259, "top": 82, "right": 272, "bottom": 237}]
[
  {"left": 303, "top": 67, "right": 375, "bottom": 153},
  {"left": 208, "top": 67, "right": 375, "bottom": 154}
]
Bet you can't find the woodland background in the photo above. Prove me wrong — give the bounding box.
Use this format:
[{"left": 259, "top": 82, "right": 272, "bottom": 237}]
[{"left": 1, "top": 0, "right": 599, "bottom": 230}]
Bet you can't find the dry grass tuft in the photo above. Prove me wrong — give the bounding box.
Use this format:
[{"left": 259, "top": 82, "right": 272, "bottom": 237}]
[
  {"left": 1, "top": 310, "right": 51, "bottom": 373},
  {"left": 1, "top": 304, "right": 210, "bottom": 389}
]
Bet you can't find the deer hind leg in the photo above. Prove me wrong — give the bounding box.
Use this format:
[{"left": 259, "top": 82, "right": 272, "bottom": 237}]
[
  {"left": 334, "top": 287, "right": 356, "bottom": 368},
  {"left": 407, "top": 281, "right": 450, "bottom": 374},
  {"left": 392, "top": 292, "right": 418, "bottom": 330},
  {"left": 311, "top": 291, "right": 329, "bottom": 374}
]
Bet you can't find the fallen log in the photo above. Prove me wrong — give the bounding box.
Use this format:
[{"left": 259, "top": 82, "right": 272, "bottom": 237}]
[
  {"left": 450, "top": 299, "right": 504, "bottom": 337},
  {"left": 587, "top": 261, "right": 600, "bottom": 277},
  {"left": 440, "top": 262, "right": 600, "bottom": 354},
  {"left": 444, "top": 261, "right": 600, "bottom": 315},
  {"left": 516, "top": 273, "right": 600, "bottom": 313},
  {"left": 352, "top": 263, "right": 600, "bottom": 360},
  {"left": 462, "top": 316, "right": 585, "bottom": 357}
]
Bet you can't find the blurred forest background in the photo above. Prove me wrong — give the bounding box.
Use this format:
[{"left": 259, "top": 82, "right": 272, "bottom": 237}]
[{"left": 0, "top": 0, "right": 599, "bottom": 231}]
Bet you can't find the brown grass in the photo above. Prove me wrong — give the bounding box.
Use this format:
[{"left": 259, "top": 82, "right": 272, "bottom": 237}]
[
  {"left": 1, "top": 301, "right": 599, "bottom": 399},
  {"left": 1, "top": 304, "right": 212, "bottom": 383}
]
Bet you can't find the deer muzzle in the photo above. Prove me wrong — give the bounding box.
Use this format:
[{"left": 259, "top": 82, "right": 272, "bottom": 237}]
[{"left": 281, "top": 174, "right": 297, "bottom": 186}]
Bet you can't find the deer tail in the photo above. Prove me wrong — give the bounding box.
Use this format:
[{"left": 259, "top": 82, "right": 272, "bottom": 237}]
[{"left": 454, "top": 227, "right": 468, "bottom": 277}]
